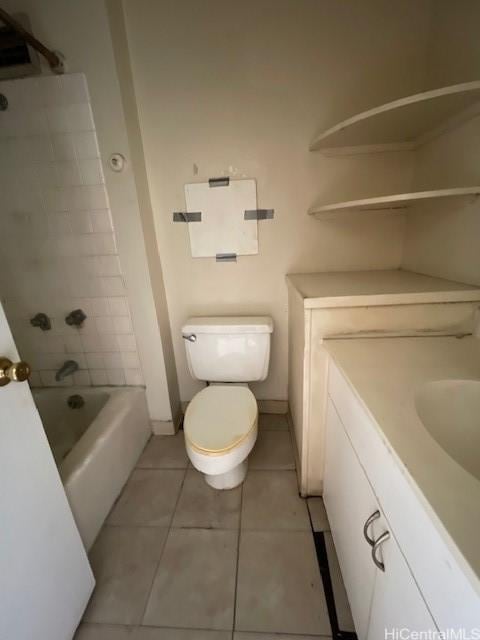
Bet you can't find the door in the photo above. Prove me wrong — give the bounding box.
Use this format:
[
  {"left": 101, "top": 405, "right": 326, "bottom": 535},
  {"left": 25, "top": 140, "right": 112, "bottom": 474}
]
[
  {"left": 367, "top": 531, "right": 437, "bottom": 639},
  {"left": 323, "top": 398, "right": 379, "bottom": 640},
  {"left": 0, "top": 303, "right": 94, "bottom": 640}
]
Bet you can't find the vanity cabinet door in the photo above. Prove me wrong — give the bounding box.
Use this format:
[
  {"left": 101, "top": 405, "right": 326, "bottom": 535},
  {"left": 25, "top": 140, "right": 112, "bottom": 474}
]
[
  {"left": 367, "top": 532, "right": 437, "bottom": 639},
  {"left": 323, "top": 398, "right": 379, "bottom": 640}
]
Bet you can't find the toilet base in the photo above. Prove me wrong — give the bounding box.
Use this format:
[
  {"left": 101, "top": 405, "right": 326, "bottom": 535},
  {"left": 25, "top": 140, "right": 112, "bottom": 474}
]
[{"left": 204, "top": 460, "right": 248, "bottom": 490}]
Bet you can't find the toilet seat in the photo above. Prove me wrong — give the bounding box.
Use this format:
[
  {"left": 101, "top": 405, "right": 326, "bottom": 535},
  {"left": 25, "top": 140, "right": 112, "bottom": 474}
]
[{"left": 184, "top": 385, "right": 257, "bottom": 455}]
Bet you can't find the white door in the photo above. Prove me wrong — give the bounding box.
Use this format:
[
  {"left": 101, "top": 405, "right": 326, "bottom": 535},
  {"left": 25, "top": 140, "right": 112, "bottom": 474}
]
[
  {"left": 367, "top": 531, "right": 437, "bottom": 639},
  {"left": 0, "top": 303, "right": 94, "bottom": 640},
  {"left": 323, "top": 398, "right": 378, "bottom": 640}
]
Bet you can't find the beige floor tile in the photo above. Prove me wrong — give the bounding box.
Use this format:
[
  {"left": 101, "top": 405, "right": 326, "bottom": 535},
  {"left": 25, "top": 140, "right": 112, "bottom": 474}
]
[
  {"left": 172, "top": 469, "right": 241, "bottom": 529},
  {"left": 75, "top": 624, "right": 134, "bottom": 639},
  {"left": 137, "top": 434, "right": 188, "bottom": 469},
  {"left": 325, "top": 531, "right": 355, "bottom": 633},
  {"left": 234, "top": 634, "right": 328, "bottom": 639},
  {"left": 73, "top": 623, "right": 133, "bottom": 640},
  {"left": 242, "top": 471, "right": 310, "bottom": 530},
  {"left": 84, "top": 526, "right": 167, "bottom": 625},
  {"left": 143, "top": 528, "right": 238, "bottom": 630},
  {"left": 236, "top": 531, "right": 330, "bottom": 636},
  {"left": 249, "top": 431, "right": 295, "bottom": 470},
  {"left": 75, "top": 625, "right": 231, "bottom": 640},
  {"left": 108, "top": 469, "right": 184, "bottom": 526},
  {"left": 307, "top": 497, "right": 330, "bottom": 532},
  {"left": 258, "top": 414, "right": 288, "bottom": 431},
  {"left": 134, "top": 628, "right": 231, "bottom": 639}
]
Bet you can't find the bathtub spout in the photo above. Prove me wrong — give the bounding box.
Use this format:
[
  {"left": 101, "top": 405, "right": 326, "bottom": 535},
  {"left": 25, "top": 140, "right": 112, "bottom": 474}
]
[{"left": 56, "top": 360, "right": 79, "bottom": 381}]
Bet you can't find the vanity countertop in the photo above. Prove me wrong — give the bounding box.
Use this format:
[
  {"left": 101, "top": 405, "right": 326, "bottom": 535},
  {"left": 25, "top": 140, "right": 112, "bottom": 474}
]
[
  {"left": 286, "top": 269, "right": 480, "bottom": 309},
  {"left": 325, "top": 336, "right": 480, "bottom": 591}
]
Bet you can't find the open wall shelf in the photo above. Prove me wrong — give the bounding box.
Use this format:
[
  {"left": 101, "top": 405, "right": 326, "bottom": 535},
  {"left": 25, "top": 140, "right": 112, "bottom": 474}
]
[
  {"left": 308, "top": 187, "right": 480, "bottom": 218},
  {"left": 309, "top": 81, "right": 480, "bottom": 154}
]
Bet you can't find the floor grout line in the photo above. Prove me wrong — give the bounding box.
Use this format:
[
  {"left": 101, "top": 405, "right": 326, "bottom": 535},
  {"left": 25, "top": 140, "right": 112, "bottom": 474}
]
[
  {"left": 137, "top": 463, "right": 189, "bottom": 626},
  {"left": 231, "top": 478, "right": 244, "bottom": 639}
]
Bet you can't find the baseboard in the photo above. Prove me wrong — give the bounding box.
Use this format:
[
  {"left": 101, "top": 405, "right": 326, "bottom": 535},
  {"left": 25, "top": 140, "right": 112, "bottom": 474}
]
[
  {"left": 150, "top": 419, "right": 176, "bottom": 435},
  {"left": 257, "top": 399, "right": 288, "bottom": 414},
  {"left": 181, "top": 398, "right": 288, "bottom": 415},
  {"left": 286, "top": 411, "right": 305, "bottom": 496}
]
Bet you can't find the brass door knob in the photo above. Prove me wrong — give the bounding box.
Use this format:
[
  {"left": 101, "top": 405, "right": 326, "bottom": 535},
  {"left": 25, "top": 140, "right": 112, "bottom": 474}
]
[{"left": 0, "top": 357, "right": 31, "bottom": 386}]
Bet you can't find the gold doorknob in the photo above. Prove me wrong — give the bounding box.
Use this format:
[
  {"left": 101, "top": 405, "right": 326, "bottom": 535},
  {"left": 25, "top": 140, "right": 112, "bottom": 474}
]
[{"left": 0, "top": 357, "right": 31, "bottom": 386}]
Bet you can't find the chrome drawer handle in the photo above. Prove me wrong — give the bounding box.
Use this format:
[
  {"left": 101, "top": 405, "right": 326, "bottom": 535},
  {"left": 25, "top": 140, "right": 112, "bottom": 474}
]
[
  {"left": 363, "top": 510, "right": 380, "bottom": 547},
  {"left": 182, "top": 334, "right": 197, "bottom": 342},
  {"left": 371, "top": 530, "right": 390, "bottom": 572}
]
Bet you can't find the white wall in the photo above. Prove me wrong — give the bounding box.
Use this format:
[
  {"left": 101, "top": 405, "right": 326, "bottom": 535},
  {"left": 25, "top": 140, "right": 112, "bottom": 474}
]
[
  {"left": 2, "top": 0, "right": 180, "bottom": 423},
  {"left": 402, "top": 0, "right": 480, "bottom": 286},
  {"left": 121, "top": 0, "right": 431, "bottom": 402}
]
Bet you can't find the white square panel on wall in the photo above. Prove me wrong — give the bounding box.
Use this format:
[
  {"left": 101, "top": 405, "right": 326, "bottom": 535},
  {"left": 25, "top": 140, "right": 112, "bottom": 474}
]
[{"left": 185, "top": 179, "right": 258, "bottom": 258}]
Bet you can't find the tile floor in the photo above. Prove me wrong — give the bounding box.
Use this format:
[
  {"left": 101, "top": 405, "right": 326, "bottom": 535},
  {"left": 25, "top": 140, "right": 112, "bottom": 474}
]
[{"left": 75, "top": 414, "right": 354, "bottom": 639}]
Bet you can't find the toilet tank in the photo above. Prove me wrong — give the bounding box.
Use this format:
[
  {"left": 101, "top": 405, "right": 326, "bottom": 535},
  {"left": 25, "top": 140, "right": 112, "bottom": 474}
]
[{"left": 182, "top": 316, "right": 273, "bottom": 382}]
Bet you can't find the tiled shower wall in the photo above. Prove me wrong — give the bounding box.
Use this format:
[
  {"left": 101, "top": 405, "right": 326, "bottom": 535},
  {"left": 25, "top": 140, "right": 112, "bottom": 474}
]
[{"left": 0, "top": 73, "right": 143, "bottom": 387}]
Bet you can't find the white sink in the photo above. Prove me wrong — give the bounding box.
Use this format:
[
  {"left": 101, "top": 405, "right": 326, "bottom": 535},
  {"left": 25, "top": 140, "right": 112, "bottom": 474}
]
[{"left": 415, "top": 380, "right": 480, "bottom": 481}]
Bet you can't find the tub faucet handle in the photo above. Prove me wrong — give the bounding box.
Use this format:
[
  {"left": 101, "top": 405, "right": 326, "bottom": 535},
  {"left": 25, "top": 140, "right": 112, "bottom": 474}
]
[
  {"left": 182, "top": 333, "right": 197, "bottom": 342},
  {"left": 65, "top": 309, "right": 87, "bottom": 327},
  {"left": 0, "top": 357, "right": 31, "bottom": 386}
]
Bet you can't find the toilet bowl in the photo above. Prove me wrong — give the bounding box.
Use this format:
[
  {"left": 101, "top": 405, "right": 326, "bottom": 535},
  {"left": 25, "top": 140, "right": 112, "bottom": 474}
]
[
  {"left": 181, "top": 315, "right": 273, "bottom": 489},
  {"left": 184, "top": 385, "right": 258, "bottom": 489}
]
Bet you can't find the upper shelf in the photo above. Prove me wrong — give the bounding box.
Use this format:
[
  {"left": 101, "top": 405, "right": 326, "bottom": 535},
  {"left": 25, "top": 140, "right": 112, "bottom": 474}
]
[
  {"left": 309, "top": 81, "right": 480, "bottom": 154},
  {"left": 308, "top": 187, "right": 480, "bottom": 218}
]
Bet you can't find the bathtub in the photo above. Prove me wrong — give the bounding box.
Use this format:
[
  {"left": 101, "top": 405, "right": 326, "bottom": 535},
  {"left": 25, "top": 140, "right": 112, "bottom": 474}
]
[{"left": 33, "top": 387, "right": 151, "bottom": 550}]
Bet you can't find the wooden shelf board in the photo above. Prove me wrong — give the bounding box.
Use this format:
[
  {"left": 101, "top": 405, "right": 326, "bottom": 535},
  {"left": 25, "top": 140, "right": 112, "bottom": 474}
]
[
  {"left": 310, "top": 81, "right": 480, "bottom": 153},
  {"left": 308, "top": 187, "right": 480, "bottom": 217}
]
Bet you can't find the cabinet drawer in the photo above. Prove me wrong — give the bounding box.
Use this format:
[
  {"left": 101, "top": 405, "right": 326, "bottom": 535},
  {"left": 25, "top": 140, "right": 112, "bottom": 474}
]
[{"left": 328, "top": 359, "right": 480, "bottom": 632}]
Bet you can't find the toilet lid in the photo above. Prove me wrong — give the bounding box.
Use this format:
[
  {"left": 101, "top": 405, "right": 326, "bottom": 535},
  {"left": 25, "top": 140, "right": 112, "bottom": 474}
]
[{"left": 184, "top": 386, "right": 257, "bottom": 454}]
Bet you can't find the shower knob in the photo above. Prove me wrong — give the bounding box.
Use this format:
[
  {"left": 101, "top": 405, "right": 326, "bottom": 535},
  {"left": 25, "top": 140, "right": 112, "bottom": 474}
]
[{"left": 0, "top": 357, "right": 31, "bottom": 386}]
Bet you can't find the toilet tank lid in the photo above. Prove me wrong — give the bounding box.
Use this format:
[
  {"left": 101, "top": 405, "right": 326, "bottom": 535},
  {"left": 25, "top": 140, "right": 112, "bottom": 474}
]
[{"left": 182, "top": 316, "right": 273, "bottom": 334}]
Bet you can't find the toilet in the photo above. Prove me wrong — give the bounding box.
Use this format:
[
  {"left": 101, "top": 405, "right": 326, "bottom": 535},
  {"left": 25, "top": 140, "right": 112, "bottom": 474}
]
[{"left": 182, "top": 316, "right": 273, "bottom": 489}]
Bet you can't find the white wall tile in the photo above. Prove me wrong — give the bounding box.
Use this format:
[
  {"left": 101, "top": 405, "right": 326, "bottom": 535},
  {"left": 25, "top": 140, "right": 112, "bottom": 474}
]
[
  {"left": 73, "top": 370, "right": 91, "bottom": 386},
  {"left": 96, "top": 256, "right": 121, "bottom": 277},
  {"left": 90, "top": 370, "right": 108, "bottom": 386},
  {"left": 121, "top": 351, "right": 140, "bottom": 369},
  {"left": 107, "top": 369, "right": 125, "bottom": 385},
  {"left": 78, "top": 297, "right": 110, "bottom": 317},
  {"left": 66, "top": 103, "right": 95, "bottom": 132},
  {"left": 70, "top": 211, "right": 93, "bottom": 234},
  {"left": 64, "top": 335, "right": 84, "bottom": 353},
  {"left": 124, "top": 369, "right": 144, "bottom": 386},
  {"left": 95, "top": 316, "right": 114, "bottom": 334},
  {"left": 112, "top": 316, "right": 132, "bottom": 334},
  {"left": 107, "top": 297, "right": 130, "bottom": 316},
  {"left": 103, "top": 352, "right": 122, "bottom": 369},
  {"left": 100, "top": 276, "right": 125, "bottom": 296},
  {"left": 89, "top": 210, "right": 113, "bottom": 233},
  {"left": 55, "top": 161, "right": 82, "bottom": 187},
  {"left": 1, "top": 73, "right": 140, "bottom": 389},
  {"left": 46, "top": 106, "right": 70, "bottom": 134},
  {"left": 116, "top": 334, "right": 137, "bottom": 352},
  {"left": 72, "top": 131, "right": 100, "bottom": 159},
  {"left": 72, "top": 185, "right": 108, "bottom": 210},
  {"left": 61, "top": 74, "right": 90, "bottom": 105},
  {"left": 52, "top": 133, "right": 76, "bottom": 161},
  {"left": 85, "top": 353, "right": 104, "bottom": 369},
  {"left": 78, "top": 158, "right": 104, "bottom": 185}
]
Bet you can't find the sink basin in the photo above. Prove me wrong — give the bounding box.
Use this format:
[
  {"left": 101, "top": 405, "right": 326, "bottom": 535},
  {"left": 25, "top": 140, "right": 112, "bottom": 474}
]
[{"left": 415, "top": 380, "right": 480, "bottom": 481}]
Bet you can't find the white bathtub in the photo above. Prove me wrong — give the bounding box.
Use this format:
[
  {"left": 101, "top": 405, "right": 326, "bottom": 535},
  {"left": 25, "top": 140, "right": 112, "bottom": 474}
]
[{"left": 33, "top": 387, "right": 151, "bottom": 550}]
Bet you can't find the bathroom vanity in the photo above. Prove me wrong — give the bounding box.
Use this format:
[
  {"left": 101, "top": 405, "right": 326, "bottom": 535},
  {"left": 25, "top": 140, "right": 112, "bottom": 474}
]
[
  {"left": 287, "top": 268, "right": 480, "bottom": 495},
  {"left": 323, "top": 336, "right": 480, "bottom": 638}
]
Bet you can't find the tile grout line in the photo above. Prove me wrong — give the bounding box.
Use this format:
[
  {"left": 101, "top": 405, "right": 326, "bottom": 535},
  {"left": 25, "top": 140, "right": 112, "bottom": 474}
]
[
  {"left": 138, "top": 462, "right": 189, "bottom": 626},
  {"left": 231, "top": 478, "right": 244, "bottom": 640}
]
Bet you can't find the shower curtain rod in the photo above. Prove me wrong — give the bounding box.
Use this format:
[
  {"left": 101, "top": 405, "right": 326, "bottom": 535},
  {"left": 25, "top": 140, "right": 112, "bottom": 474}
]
[{"left": 0, "top": 8, "right": 64, "bottom": 73}]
